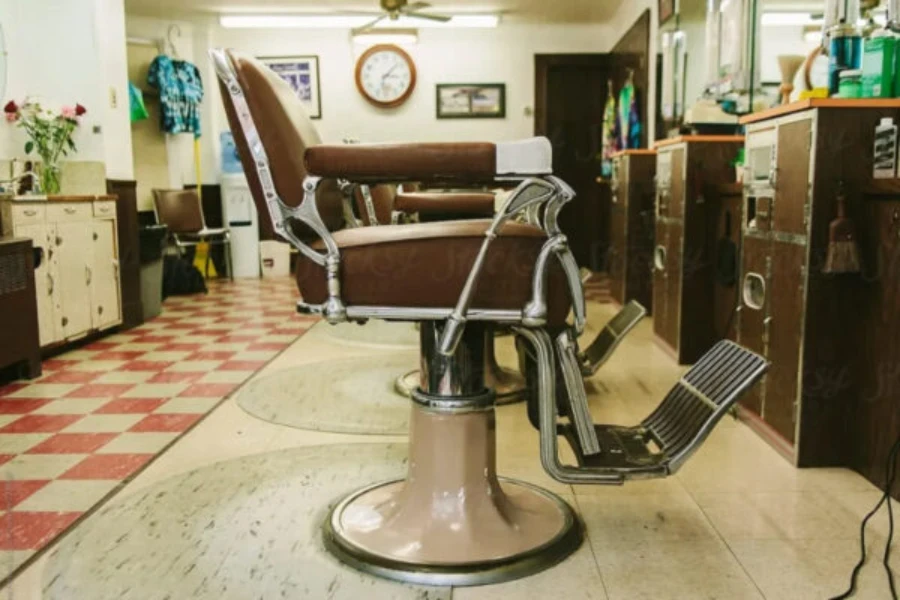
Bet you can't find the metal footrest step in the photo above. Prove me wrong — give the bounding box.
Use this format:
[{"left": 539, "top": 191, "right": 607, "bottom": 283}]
[{"left": 578, "top": 300, "right": 647, "bottom": 376}]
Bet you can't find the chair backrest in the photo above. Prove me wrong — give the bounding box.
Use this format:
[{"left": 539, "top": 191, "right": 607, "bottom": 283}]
[
  {"left": 215, "top": 49, "right": 345, "bottom": 238},
  {"left": 152, "top": 189, "right": 205, "bottom": 234}
]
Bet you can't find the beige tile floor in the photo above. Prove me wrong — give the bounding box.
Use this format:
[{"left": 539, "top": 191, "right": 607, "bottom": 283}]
[{"left": 7, "top": 302, "right": 899, "bottom": 599}]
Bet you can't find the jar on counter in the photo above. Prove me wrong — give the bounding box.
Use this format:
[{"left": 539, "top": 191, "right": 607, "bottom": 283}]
[{"left": 838, "top": 69, "right": 863, "bottom": 98}]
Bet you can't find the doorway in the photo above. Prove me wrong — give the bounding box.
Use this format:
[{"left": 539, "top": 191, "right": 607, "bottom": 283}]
[
  {"left": 127, "top": 41, "right": 170, "bottom": 213},
  {"left": 534, "top": 53, "right": 643, "bottom": 270}
]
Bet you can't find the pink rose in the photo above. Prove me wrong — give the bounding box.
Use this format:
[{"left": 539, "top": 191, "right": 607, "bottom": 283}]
[
  {"left": 4, "top": 112, "right": 16, "bottom": 123},
  {"left": 61, "top": 106, "right": 76, "bottom": 119}
]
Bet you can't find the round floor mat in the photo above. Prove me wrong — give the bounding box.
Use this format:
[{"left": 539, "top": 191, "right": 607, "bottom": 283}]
[
  {"left": 313, "top": 319, "right": 419, "bottom": 349},
  {"left": 235, "top": 354, "right": 418, "bottom": 434},
  {"left": 43, "top": 444, "right": 452, "bottom": 600}
]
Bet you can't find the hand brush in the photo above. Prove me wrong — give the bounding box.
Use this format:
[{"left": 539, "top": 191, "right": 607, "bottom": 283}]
[{"left": 823, "top": 187, "right": 862, "bottom": 274}]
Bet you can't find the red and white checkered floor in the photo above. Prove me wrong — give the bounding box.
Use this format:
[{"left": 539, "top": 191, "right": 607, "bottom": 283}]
[{"left": 0, "top": 277, "right": 314, "bottom": 582}]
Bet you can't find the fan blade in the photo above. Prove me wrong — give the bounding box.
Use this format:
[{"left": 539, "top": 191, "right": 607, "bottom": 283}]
[
  {"left": 403, "top": 9, "right": 452, "bottom": 22},
  {"left": 404, "top": 1, "right": 432, "bottom": 10},
  {"left": 351, "top": 13, "right": 389, "bottom": 34}
]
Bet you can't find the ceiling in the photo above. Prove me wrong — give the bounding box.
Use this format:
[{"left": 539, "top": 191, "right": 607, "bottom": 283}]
[{"left": 124, "top": 0, "right": 626, "bottom": 23}]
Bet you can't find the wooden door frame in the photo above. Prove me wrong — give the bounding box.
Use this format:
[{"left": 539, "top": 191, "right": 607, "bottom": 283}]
[{"left": 534, "top": 53, "right": 645, "bottom": 138}]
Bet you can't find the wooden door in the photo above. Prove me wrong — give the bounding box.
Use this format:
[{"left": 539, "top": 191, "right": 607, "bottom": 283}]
[
  {"left": 665, "top": 221, "right": 683, "bottom": 352},
  {"left": 738, "top": 234, "right": 770, "bottom": 416},
  {"left": 652, "top": 221, "right": 669, "bottom": 343},
  {"left": 608, "top": 157, "right": 627, "bottom": 303},
  {"left": 712, "top": 193, "right": 743, "bottom": 341},
  {"left": 55, "top": 221, "right": 94, "bottom": 339},
  {"left": 774, "top": 118, "right": 812, "bottom": 235},
  {"left": 91, "top": 219, "right": 121, "bottom": 330},
  {"left": 14, "top": 223, "right": 58, "bottom": 346},
  {"left": 765, "top": 241, "right": 806, "bottom": 444},
  {"left": 535, "top": 53, "right": 642, "bottom": 270}
]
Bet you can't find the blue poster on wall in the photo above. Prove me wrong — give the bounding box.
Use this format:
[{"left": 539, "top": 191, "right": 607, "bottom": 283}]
[{"left": 221, "top": 132, "right": 243, "bottom": 174}]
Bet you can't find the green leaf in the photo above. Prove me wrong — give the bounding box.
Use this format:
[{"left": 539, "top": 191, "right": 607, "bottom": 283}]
[{"left": 24, "top": 140, "right": 33, "bottom": 154}]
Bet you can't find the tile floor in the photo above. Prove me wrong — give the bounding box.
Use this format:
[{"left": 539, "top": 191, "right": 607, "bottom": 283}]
[
  {"left": 0, "top": 277, "right": 314, "bottom": 584},
  {"left": 3, "top": 273, "right": 898, "bottom": 599}
]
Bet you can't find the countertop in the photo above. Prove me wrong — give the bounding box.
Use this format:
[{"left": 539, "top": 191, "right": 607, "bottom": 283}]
[{"left": 740, "top": 98, "right": 900, "bottom": 125}]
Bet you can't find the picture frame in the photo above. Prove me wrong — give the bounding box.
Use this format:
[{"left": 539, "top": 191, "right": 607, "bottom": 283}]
[
  {"left": 658, "top": 0, "right": 675, "bottom": 25},
  {"left": 436, "top": 83, "right": 506, "bottom": 119},
  {"left": 258, "top": 55, "right": 322, "bottom": 119}
]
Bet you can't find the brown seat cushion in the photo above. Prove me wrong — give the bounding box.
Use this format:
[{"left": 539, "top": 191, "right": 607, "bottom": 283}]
[
  {"left": 395, "top": 192, "right": 494, "bottom": 217},
  {"left": 296, "top": 220, "right": 571, "bottom": 326},
  {"left": 304, "top": 143, "right": 496, "bottom": 183}
]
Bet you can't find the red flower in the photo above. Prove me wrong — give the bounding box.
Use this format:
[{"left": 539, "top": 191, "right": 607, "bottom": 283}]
[
  {"left": 75, "top": 104, "right": 87, "bottom": 116},
  {"left": 3, "top": 100, "right": 17, "bottom": 114}
]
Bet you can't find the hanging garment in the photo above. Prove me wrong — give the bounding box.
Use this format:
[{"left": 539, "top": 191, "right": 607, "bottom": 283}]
[
  {"left": 616, "top": 72, "right": 642, "bottom": 150},
  {"left": 129, "top": 82, "right": 149, "bottom": 122},
  {"left": 600, "top": 82, "right": 618, "bottom": 179},
  {"left": 147, "top": 55, "right": 203, "bottom": 138}
]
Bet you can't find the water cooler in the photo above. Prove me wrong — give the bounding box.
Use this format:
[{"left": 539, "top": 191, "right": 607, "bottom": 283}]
[{"left": 220, "top": 132, "right": 260, "bottom": 278}]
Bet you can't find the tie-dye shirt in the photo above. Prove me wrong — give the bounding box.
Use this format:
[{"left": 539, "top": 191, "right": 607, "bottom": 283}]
[{"left": 148, "top": 55, "right": 203, "bottom": 138}]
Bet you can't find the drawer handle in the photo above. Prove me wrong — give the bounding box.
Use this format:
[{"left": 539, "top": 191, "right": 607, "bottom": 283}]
[
  {"left": 98, "top": 205, "right": 110, "bottom": 212},
  {"left": 47, "top": 274, "right": 54, "bottom": 295},
  {"left": 85, "top": 266, "right": 92, "bottom": 285},
  {"left": 62, "top": 316, "right": 68, "bottom": 327},
  {"left": 56, "top": 236, "right": 62, "bottom": 246},
  {"left": 64, "top": 207, "right": 77, "bottom": 214},
  {"left": 24, "top": 209, "right": 37, "bottom": 216}
]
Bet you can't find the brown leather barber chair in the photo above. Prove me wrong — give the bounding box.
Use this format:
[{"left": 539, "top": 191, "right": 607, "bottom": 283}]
[{"left": 213, "top": 48, "right": 770, "bottom": 586}]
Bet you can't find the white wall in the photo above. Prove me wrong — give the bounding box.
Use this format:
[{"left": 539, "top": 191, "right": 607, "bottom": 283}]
[
  {"left": 0, "top": 0, "right": 114, "bottom": 166},
  {"left": 606, "top": 0, "right": 658, "bottom": 143},
  {"left": 125, "top": 15, "right": 197, "bottom": 189},
  {"left": 198, "top": 21, "right": 617, "bottom": 183},
  {"left": 94, "top": 0, "right": 133, "bottom": 180}
]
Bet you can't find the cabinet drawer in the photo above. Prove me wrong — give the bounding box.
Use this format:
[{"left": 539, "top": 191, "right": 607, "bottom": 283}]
[
  {"left": 93, "top": 200, "right": 116, "bottom": 218},
  {"left": 10, "top": 203, "right": 46, "bottom": 225},
  {"left": 47, "top": 203, "right": 92, "bottom": 222}
]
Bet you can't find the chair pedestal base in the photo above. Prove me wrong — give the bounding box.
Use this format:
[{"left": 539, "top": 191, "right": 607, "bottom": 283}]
[
  {"left": 393, "top": 331, "right": 526, "bottom": 404},
  {"left": 323, "top": 403, "right": 581, "bottom": 586}
]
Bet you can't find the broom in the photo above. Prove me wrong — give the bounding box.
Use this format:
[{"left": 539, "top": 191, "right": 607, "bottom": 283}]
[{"left": 823, "top": 188, "right": 862, "bottom": 274}]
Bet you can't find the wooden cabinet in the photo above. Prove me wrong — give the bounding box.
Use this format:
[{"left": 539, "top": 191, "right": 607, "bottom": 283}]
[
  {"left": 608, "top": 150, "right": 656, "bottom": 312},
  {"left": 1, "top": 197, "right": 121, "bottom": 348},
  {"left": 652, "top": 136, "right": 744, "bottom": 364},
  {"left": 737, "top": 100, "right": 900, "bottom": 468},
  {"left": 0, "top": 238, "right": 41, "bottom": 378}
]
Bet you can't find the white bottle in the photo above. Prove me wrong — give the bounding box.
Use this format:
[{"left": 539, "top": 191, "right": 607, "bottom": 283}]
[{"left": 873, "top": 117, "right": 898, "bottom": 179}]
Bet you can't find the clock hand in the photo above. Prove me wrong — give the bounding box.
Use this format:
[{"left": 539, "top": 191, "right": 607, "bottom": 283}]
[{"left": 381, "top": 64, "right": 398, "bottom": 82}]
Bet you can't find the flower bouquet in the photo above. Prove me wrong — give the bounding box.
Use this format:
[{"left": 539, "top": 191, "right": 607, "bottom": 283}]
[{"left": 3, "top": 99, "right": 87, "bottom": 194}]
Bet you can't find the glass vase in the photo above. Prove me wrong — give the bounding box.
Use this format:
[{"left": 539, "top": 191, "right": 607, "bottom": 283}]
[{"left": 38, "top": 161, "right": 61, "bottom": 195}]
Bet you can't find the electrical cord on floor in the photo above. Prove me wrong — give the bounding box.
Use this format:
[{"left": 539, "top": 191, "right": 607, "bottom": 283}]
[{"left": 830, "top": 436, "right": 900, "bottom": 599}]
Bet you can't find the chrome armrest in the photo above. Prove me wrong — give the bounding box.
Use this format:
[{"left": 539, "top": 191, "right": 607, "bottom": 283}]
[{"left": 438, "top": 177, "right": 573, "bottom": 356}]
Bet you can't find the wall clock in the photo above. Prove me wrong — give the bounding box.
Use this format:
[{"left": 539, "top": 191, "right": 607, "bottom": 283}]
[{"left": 355, "top": 44, "right": 417, "bottom": 108}]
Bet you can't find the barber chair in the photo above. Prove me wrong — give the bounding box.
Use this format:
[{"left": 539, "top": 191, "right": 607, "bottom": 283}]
[{"left": 213, "top": 48, "right": 769, "bottom": 586}]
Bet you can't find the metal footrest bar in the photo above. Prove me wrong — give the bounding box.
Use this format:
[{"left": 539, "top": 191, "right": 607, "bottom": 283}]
[
  {"left": 578, "top": 300, "right": 647, "bottom": 376},
  {"left": 555, "top": 331, "right": 600, "bottom": 456}
]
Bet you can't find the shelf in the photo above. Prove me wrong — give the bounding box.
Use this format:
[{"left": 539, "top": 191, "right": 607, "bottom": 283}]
[{"left": 863, "top": 178, "right": 900, "bottom": 197}]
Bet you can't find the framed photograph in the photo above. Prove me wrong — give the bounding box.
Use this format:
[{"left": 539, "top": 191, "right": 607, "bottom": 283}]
[
  {"left": 259, "top": 55, "right": 321, "bottom": 119},
  {"left": 658, "top": 0, "right": 675, "bottom": 25},
  {"left": 436, "top": 83, "right": 506, "bottom": 119}
]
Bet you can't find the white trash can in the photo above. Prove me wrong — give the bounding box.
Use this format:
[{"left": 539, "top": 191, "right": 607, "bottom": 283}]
[{"left": 259, "top": 241, "right": 291, "bottom": 278}]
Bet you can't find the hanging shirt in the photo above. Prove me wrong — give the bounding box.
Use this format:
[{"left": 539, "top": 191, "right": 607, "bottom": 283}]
[
  {"left": 615, "top": 77, "right": 642, "bottom": 150},
  {"left": 147, "top": 55, "right": 203, "bottom": 138},
  {"left": 600, "top": 87, "right": 618, "bottom": 178}
]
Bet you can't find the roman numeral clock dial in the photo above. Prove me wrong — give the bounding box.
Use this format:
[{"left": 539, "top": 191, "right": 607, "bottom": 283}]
[{"left": 355, "top": 44, "right": 417, "bottom": 108}]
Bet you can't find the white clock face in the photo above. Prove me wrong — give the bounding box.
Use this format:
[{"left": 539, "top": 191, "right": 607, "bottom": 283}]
[{"left": 359, "top": 48, "right": 414, "bottom": 105}]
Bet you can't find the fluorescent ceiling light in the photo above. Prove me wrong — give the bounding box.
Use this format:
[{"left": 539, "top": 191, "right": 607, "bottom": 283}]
[
  {"left": 352, "top": 30, "right": 418, "bottom": 46},
  {"left": 220, "top": 14, "right": 499, "bottom": 29},
  {"left": 761, "top": 12, "right": 818, "bottom": 26}
]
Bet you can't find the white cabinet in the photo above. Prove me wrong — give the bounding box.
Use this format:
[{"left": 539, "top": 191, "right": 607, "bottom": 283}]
[{"left": 1, "top": 198, "right": 122, "bottom": 347}]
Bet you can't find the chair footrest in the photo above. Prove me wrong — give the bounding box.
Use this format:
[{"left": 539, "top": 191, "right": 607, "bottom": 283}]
[
  {"left": 558, "top": 424, "right": 668, "bottom": 478},
  {"left": 578, "top": 300, "right": 647, "bottom": 376}
]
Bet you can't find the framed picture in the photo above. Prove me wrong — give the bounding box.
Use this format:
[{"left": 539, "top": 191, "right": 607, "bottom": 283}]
[
  {"left": 658, "top": 0, "right": 675, "bottom": 25},
  {"left": 259, "top": 55, "right": 321, "bottom": 119},
  {"left": 436, "top": 83, "right": 506, "bottom": 119}
]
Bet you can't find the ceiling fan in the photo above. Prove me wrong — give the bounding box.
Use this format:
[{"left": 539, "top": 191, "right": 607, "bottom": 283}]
[{"left": 351, "top": 0, "right": 451, "bottom": 34}]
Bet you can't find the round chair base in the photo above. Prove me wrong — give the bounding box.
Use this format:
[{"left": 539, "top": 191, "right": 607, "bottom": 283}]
[
  {"left": 323, "top": 478, "right": 582, "bottom": 587},
  {"left": 393, "top": 366, "right": 526, "bottom": 404}
]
